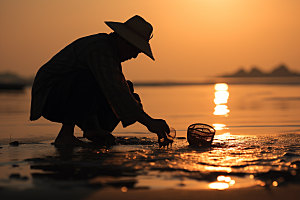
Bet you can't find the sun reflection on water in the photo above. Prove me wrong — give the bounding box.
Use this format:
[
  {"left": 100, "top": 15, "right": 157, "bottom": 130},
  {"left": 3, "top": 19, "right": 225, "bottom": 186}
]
[
  {"left": 214, "top": 83, "right": 230, "bottom": 116},
  {"left": 213, "top": 123, "right": 227, "bottom": 131},
  {"left": 208, "top": 175, "right": 236, "bottom": 190},
  {"left": 209, "top": 182, "right": 229, "bottom": 190},
  {"left": 103, "top": 135, "right": 300, "bottom": 190}
]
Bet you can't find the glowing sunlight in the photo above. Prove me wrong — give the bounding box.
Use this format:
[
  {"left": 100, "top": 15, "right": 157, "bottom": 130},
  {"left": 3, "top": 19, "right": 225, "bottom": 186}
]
[
  {"left": 214, "top": 83, "right": 230, "bottom": 116},
  {"left": 213, "top": 123, "right": 227, "bottom": 131},
  {"left": 209, "top": 175, "right": 235, "bottom": 190}
]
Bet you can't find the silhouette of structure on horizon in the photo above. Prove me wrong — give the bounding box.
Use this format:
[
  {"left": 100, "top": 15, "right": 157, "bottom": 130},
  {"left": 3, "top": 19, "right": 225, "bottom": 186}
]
[
  {"left": 221, "top": 65, "right": 300, "bottom": 77},
  {"left": 0, "top": 72, "right": 29, "bottom": 90}
]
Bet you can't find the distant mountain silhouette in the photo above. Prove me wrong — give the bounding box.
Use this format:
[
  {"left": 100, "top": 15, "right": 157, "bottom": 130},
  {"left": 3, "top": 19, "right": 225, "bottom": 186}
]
[
  {"left": 248, "top": 67, "right": 265, "bottom": 77},
  {"left": 0, "top": 72, "right": 34, "bottom": 89},
  {"left": 0, "top": 72, "right": 28, "bottom": 83},
  {"left": 222, "top": 65, "right": 300, "bottom": 77}
]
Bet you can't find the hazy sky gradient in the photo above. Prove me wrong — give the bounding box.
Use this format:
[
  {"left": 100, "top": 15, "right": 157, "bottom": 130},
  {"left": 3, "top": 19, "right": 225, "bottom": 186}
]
[{"left": 0, "top": 0, "right": 299, "bottom": 81}]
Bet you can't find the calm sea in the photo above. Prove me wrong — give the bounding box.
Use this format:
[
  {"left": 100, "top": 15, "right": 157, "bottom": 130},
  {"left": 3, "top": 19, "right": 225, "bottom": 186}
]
[
  {"left": 1, "top": 83, "right": 299, "bottom": 143},
  {"left": 0, "top": 83, "right": 300, "bottom": 189}
]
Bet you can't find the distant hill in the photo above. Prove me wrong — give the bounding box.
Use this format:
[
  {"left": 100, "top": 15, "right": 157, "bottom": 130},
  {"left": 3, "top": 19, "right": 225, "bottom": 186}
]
[
  {"left": 221, "top": 65, "right": 300, "bottom": 77},
  {"left": 0, "top": 72, "right": 34, "bottom": 85}
]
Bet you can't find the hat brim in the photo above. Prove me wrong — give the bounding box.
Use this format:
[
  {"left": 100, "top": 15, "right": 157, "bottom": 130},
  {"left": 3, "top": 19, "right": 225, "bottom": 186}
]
[{"left": 105, "top": 21, "right": 154, "bottom": 60}]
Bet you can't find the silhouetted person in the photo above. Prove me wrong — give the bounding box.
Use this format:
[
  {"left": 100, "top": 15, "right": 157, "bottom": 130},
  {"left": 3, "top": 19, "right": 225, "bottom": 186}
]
[{"left": 30, "top": 15, "right": 170, "bottom": 146}]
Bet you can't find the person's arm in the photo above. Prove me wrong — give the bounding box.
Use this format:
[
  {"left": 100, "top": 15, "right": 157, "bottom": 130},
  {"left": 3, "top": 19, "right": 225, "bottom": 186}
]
[
  {"left": 85, "top": 41, "right": 170, "bottom": 137},
  {"left": 86, "top": 49, "right": 143, "bottom": 127}
]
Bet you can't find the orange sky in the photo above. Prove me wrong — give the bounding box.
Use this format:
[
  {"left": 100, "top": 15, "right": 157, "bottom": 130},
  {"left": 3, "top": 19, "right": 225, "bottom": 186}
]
[{"left": 0, "top": 0, "right": 299, "bottom": 81}]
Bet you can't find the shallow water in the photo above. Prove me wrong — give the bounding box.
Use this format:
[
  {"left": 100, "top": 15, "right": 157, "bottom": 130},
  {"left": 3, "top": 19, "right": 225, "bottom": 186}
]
[
  {"left": 0, "top": 134, "right": 300, "bottom": 190},
  {"left": 1, "top": 84, "right": 300, "bottom": 143},
  {"left": 0, "top": 84, "right": 300, "bottom": 190}
]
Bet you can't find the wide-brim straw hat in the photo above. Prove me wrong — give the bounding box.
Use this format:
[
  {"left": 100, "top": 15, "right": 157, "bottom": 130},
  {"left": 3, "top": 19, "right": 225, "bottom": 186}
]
[{"left": 105, "top": 15, "right": 154, "bottom": 60}]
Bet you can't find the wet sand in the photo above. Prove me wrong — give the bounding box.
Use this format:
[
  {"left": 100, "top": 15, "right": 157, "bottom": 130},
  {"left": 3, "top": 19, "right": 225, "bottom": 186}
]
[
  {"left": 1, "top": 184, "right": 300, "bottom": 200},
  {"left": 1, "top": 138, "right": 300, "bottom": 200},
  {"left": 1, "top": 83, "right": 300, "bottom": 200},
  {"left": 86, "top": 186, "right": 300, "bottom": 200}
]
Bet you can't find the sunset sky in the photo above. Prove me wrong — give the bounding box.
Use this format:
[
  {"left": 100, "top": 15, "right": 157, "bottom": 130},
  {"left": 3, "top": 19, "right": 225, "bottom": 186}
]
[{"left": 0, "top": 0, "right": 299, "bottom": 81}]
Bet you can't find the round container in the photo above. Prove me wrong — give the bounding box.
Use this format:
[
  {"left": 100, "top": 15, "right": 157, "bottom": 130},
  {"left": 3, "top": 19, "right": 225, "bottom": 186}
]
[{"left": 187, "top": 123, "right": 215, "bottom": 146}]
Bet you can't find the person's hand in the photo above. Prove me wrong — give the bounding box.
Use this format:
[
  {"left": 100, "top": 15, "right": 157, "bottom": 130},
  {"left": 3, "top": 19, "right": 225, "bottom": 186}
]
[
  {"left": 146, "top": 118, "right": 170, "bottom": 139},
  {"left": 137, "top": 112, "right": 170, "bottom": 139}
]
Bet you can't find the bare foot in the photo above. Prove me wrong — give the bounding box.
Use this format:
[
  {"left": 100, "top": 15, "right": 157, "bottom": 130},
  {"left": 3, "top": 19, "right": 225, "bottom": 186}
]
[{"left": 54, "top": 134, "right": 87, "bottom": 147}]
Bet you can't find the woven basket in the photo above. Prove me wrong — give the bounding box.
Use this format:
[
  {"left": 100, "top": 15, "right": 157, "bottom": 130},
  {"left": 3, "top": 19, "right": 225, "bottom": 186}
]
[{"left": 187, "top": 123, "right": 215, "bottom": 146}]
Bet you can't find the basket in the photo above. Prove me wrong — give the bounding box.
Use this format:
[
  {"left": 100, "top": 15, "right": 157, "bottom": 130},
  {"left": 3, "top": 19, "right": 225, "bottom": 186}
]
[{"left": 187, "top": 123, "right": 216, "bottom": 146}]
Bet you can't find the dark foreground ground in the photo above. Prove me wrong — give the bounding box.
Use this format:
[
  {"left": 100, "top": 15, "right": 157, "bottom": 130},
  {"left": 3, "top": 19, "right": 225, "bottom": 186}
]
[{"left": 1, "top": 136, "right": 300, "bottom": 200}]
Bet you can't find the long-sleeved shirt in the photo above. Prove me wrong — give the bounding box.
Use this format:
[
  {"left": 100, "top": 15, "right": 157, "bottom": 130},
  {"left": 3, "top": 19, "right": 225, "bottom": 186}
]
[{"left": 30, "top": 33, "right": 143, "bottom": 127}]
